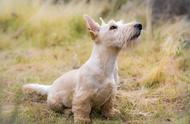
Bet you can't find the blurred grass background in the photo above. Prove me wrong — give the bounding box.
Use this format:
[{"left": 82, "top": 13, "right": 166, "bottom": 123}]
[{"left": 0, "top": 0, "right": 190, "bottom": 124}]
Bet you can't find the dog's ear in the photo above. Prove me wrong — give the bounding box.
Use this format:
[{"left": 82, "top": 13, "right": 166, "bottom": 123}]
[{"left": 83, "top": 15, "right": 100, "bottom": 40}]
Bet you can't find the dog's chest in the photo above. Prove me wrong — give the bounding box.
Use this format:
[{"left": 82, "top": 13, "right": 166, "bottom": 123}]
[{"left": 92, "top": 80, "right": 116, "bottom": 107}]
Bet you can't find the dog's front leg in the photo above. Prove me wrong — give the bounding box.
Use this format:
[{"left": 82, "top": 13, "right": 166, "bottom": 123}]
[
  {"left": 101, "top": 95, "right": 120, "bottom": 119},
  {"left": 72, "top": 91, "right": 92, "bottom": 124}
]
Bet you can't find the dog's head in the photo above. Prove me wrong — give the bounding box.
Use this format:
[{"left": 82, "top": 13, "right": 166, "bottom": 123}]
[{"left": 84, "top": 15, "right": 142, "bottom": 49}]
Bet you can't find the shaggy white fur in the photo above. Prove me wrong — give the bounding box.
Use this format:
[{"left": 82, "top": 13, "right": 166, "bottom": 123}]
[{"left": 23, "top": 15, "right": 142, "bottom": 124}]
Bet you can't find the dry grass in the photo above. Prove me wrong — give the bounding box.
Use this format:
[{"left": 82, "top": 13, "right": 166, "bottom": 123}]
[{"left": 0, "top": 0, "right": 190, "bottom": 124}]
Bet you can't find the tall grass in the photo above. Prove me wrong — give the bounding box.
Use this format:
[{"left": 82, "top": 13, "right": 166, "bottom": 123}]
[{"left": 0, "top": 0, "right": 104, "bottom": 49}]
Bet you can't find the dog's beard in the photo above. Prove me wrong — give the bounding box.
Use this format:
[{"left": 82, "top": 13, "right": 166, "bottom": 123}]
[
  {"left": 129, "top": 31, "right": 141, "bottom": 41},
  {"left": 122, "top": 30, "right": 141, "bottom": 49}
]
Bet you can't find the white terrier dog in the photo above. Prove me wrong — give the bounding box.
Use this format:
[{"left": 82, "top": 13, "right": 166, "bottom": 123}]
[{"left": 23, "top": 15, "right": 142, "bottom": 123}]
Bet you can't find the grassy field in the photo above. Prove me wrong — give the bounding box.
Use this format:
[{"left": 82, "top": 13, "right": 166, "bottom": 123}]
[{"left": 0, "top": 0, "right": 190, "bottom": 124}]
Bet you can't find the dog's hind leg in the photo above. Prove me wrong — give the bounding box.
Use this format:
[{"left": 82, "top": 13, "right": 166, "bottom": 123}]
[{"left": 47, "top": 95, "right": 66, "bottom": 113}]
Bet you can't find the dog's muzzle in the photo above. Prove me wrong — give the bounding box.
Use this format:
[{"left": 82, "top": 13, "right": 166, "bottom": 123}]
[
  {"left": 130, "top": 23, "right": 142, "bottom": 40},
  {"left": 134, "top": 23, "right": 142, "bottom": 30}
]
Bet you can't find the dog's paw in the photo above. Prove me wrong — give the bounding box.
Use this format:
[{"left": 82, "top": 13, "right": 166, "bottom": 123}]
[
  {"left": 102, "top": 108, "right": 121, "bottom": 119},
  {"left": 74, "top": 117, "right": 91, "bottom": 124}
]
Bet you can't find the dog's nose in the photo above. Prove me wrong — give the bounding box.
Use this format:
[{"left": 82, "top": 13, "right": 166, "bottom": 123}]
[{"left": 134, "top": 23, "right": 142, "bottom": 30}]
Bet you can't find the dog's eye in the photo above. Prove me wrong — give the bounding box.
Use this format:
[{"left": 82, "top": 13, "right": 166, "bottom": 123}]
[{"left": 109, "top": 25, "right": 117, "bottom": 30}]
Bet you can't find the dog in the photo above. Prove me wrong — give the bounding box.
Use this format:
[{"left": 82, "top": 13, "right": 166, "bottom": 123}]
[{"left": 23, "top": 15, "right": 142, "bottom": 123}]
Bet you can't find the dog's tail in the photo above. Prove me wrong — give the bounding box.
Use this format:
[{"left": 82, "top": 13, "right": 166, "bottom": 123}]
[{"left": 22, "top": 83, "right": 51, "bottom": 96}]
